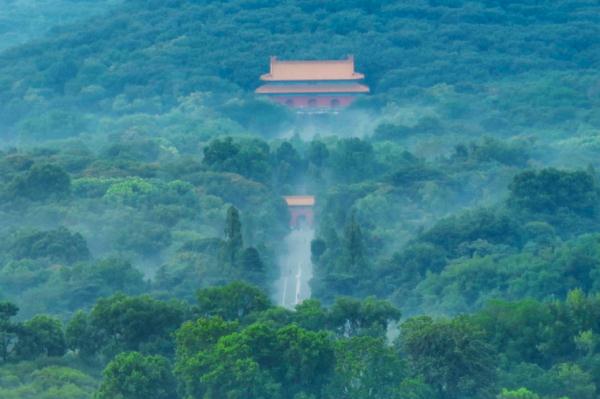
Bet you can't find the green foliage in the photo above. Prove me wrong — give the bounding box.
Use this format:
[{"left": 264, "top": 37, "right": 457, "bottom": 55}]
[
  {"left": 0, "top": 301, "right": 19, "bottom": 361},
  {"left": 10, "top": 227, "right": 89, "bottom": 263},
  {"left": 196, "top": 281, "right": 271, "bottom": 321},
  {"left": 509, "top": 169, "right": 600, "bottom": 217},
  {"left": 240, "top": 246, "right": 266, "bottom": 286},
  {"left": 104, "top": 177, "right": 156, "bottom": 203},
  {"left": 8, "top": 164, "right": 71, "bottom": 201},
  {"left": 326, "top": 336, "right": 405, "bottom": 399},
  {"left": 312, "top": 212, "right": 373, "bottom": 300},
  {"left": 548, "top": 363, "right": 596, "bottom": 399},
  {"left": 2, "top": 0, "right": 597, "bottom": 138},
  {"left": 399, "top": 316, "right": 496, "bottom": 399},
  {"left": 203, "top": 137, "right": 272, "bottom": 183},
  {"left": 0, "top": 364, "right": 98, "bottom": 399},
  {"left": 96, "top": 352, "right": 176, "bottom": 399},
  {"left": 67, "top": 293, "right": 187, "bottom": 357},
  {"left": 45, "top": 258, "right": 147, "bottom": 313},
  {"left": 17, "top": 111, "right": 87, "bottom": 141},
  {"left": 498, "top": 388, "right": 540, "bottom": 399},
  {"left": 175, "top": 317, "right": 239, "bottom": 359},
  {"left": 341, "top": 212, "right": 367, "bottom": 274},
  {"left": 407, "top": 234, "right": 600, "bottom": 314},
  {"left": 3, "top": 1, "right": 600, "bottom": 398},
  {"left": 331, "top": 138, "right": 378, "bottom": 183},
  {"left": 274, "top": 324, "right": 335, "bottom": 398},
  {"left": 15, "top": 315, "right": 66, "bottom": 360},
  {"left": 175, "top": 320, "right": 334, "bottom": 399},
  {"left": 452, "top": 138, "right": 529, "bottom": 167},
  {"left": 308, "top": 140, "right": 329, "bottom": 168},
  {"left": 328, "top": 296, "right": 400, "bottom": 338},
  {"left": 419, "top": 208, "right": 523, "bottom": 256},
  {"left": 222, "top": 205, "right": 243, "bottom": 266}
]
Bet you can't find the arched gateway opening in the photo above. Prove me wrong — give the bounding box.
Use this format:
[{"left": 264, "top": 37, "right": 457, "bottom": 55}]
[{"left": 283, "top": 196, "right": 315, "bottom": 229}]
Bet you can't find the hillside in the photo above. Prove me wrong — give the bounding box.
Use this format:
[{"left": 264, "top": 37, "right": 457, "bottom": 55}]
[
  {"left": 0, "top": 0, "right": 121, "bottom": 52},
  {"left": 2, "top": 1, "right": 600, "bottom": 399},
  {"left": 1, "top": 0, "right": 599, "bottom": 141}
]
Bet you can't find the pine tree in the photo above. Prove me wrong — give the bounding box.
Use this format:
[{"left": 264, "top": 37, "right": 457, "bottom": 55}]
[
  {"left": 223, "top": 206, "right": 243, "bottom": 267},
  {"left": 241, "top": 247, "right": 265, "bottom": 286},
  {"left": 342, "top": 212, "right": 366, "bottom": 274}
]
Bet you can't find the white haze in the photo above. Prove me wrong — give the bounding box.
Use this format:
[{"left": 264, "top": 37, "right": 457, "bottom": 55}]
[{"left": 274, "top": 226, "right": 314, "bottom": 308}]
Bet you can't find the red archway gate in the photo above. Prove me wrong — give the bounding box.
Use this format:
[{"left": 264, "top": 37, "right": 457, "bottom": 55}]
[{"left": 283, "top": 196, "right": 315, "bottom": 229}]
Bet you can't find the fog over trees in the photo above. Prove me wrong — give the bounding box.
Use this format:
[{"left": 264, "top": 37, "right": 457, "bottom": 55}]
[{"left": 1, "top": 0, "right": 600, "bottom": 398}]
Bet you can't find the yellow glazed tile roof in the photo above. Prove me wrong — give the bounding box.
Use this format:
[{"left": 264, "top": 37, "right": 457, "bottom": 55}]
[{"left": 284, "top": 196, "right": 315, "bottom": 206}]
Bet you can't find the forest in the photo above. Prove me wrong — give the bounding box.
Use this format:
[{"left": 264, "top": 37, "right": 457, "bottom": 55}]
[{"left": 1, "top": 0, "right": 600, "bottom": 398}]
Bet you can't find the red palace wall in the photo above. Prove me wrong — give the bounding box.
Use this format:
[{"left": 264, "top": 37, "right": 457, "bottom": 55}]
[
  {"left": 289, "top": 206, "right": 314, "bottom": 229},
  {"left": 272, "top": 95, "right": 356, "bottom": 108}
]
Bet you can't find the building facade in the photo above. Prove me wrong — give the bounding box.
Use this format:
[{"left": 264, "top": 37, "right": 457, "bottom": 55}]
[{"left": 256, "top": 56, "right": 369, "bottom": 112}]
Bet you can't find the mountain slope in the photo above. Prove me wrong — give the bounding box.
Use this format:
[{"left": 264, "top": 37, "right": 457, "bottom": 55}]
[
  {"left": 0, "top": 0, "right": 122, "bottom": 52},
  {"left": 0, "top": 0, "right": 599, "bottom": 135}
]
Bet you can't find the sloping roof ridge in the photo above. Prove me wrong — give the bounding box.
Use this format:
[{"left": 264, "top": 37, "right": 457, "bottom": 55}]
[{"left": 274, "top": 58, "right": 352, "bottom": 63}]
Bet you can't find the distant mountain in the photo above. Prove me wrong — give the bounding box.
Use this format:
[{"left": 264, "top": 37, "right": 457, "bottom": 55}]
[
  {"left": 1, "top": 0, "right": 599, "bottom": 135},
  {"left": 0, "top": 0, "right": 122, "bottom": 52}
]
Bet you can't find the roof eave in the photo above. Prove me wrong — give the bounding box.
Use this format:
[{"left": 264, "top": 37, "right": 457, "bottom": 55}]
[
  {"left": 260, "top": 76, "right": 364, "bottom": 82},
  {"left": 256, "top": 90, "right": 370, "bottom": 94}
]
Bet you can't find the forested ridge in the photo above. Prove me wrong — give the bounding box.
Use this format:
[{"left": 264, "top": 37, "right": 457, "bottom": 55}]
[
  {"left": 0, "top": 0, "right": 122, "bottom": 53},
  {"left": 1, "top": 0, "right": 600, "bottom": 398}
]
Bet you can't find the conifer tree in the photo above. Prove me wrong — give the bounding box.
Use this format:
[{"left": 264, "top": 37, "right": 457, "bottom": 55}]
[
  {"left": 223, "top": 206, "right": 243, "bottom": 267},
  {"left": 241, "top": 246, "right": 265, "bottom": 286},
  {"left": 342, "top": 212, "right": 366, "bottom": 274}
]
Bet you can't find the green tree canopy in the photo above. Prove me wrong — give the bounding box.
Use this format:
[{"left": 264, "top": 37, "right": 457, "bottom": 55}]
[
  {"left": 399, "top": 316, "right": 496, "bottom": 399},
  {"left": 196, "top": 281, "right": 271, "bottom": 321},
  {"left": 15, "top": 314, "right": 66, "bottom": 359},
  {"left": 96, "top": 352, "right": 177, "bottom": 399}
]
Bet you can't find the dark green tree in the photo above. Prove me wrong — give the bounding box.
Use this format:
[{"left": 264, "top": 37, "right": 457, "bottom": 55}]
[
  {"left": 274, "top": 324, "right": 335, "bottom": 398},
  {"left": 196, "top": 281, "right": 271, "bottom": 321},
  {"left": 399, "top": 316, "right": 496, "bottom": 399},
  {"left": 310, "top": 238, "right": 327, "bottom": 262},
  {"left": 203, "top": 138, "right": 272, "bottom": 182},
  {"left": 175, "top": 317, "right": 239, "bottom": 360},
  {"left": 203, "top": 137, "right": 240, "bottom": 167},
  {"left": 10, "top": 227, "right": 90, "bottom": 263},
  {"left": 10, "top": 163, "right": 71, "bottom": 200},
  {"left": 331, "top": 138, "right": 377, "bottom": 183},
  {"left": 341, "top": 212, "right": 367, "bottom": 275},
  {"left": 294, "top": 299, "right": 328, "bottom": 331},
  {"left": 65, "top": 310, "right": 101, "bottom": 358},
  {"left": 15, "top": 314, "right": 66, "bottom": 359},
  {"left": 328, "top": 296, "right": 400, "bottom": 338},
  {"left": 326, "top": 336, "right": 406, "bottom": 399},
  {"left": 96, "top": 352, "right": 177, "bottom": 399},
  {"left": 274, "top": 141, "right": 304, "bottom": 185},
  {"left": 308, "top": 140, "right": 329, "bottom": 168},
  {"left": 0, "top": 301, "right": 19, "bottom": 362},
  {"left": 471, "top": 299, "right": 552, "bottom": 365},
  {"left": 498, "top": 388, "right": 541, "bottom": 399},
  {"left": 176, "top": 327, "right": 280, "bottom": 399},
  {"left": 68, "top": 294, "right": 186, "bottom": 357},
  {"left": 222, "top": 206, "right": 243, "bottom": 268},
  {"left": 509, "top": 169, "right": 599, "bottom": 217},
  {"left": 240, "top": 246, "right": 265, "bottom": 286}
]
